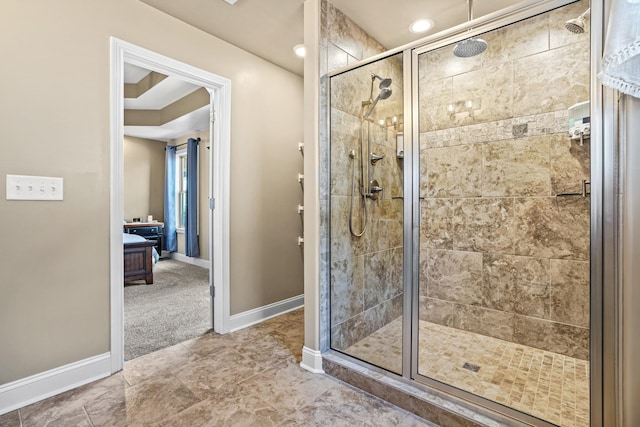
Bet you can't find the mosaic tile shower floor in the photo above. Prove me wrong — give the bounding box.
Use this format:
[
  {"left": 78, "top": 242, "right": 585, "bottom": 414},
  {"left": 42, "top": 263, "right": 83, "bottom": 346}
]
[{"left": 346, "top": 318, "right": 589, "bottom": 427}]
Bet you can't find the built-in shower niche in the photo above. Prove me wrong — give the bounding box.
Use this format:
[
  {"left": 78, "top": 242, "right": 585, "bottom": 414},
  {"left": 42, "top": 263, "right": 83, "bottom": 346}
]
[{"left": 329, "top": 52, "right": 404, "bottom": 373}]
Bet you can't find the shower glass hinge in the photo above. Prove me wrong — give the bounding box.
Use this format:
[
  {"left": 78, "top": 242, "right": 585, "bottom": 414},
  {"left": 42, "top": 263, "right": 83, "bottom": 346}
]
[
  {"left": 210, "top": 286, "right": 215, "bottom": 297},
  {"left": 210, "top": 109, "right": 216, "bottom": 123},
  {"left": 209, "top": 198, "right": 215, "bottom": 209}
]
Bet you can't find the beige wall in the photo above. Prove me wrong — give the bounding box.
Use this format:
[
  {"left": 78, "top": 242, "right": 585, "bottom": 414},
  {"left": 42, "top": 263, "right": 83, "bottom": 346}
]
[
  {"left": 123, "top": 136, "right": 165, "bottom": 222},
  {"left": 0, "top": 0, "right": 302, "bottom": 384},
  {"left": 170, "top": 128, "right": 210, "bottom": 262}
]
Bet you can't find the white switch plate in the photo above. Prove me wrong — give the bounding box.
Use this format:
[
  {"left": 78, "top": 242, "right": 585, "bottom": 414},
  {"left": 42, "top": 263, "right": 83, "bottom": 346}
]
[{"left": 6, "top": 175, "right": 63, "bottom": 200}]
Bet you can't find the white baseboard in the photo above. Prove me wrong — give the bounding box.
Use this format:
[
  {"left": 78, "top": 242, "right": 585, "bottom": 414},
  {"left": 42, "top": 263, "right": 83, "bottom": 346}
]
[
  {"left": 168, "top": 252, "right": 210, "bottom": 269},
  {"left": 300, "top": 346, "right": 324, "bottom": 374},
  {"left": 0, "top": 353, "right": 111, "bottom": 416},
  {"left": 228, "top": 295, "right": 304, "bottom": 332}
]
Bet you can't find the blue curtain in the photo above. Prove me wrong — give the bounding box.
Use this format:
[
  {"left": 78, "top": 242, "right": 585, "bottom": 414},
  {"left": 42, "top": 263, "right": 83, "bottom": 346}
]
[
  {"left": 164, "top": 146, "right": 178, "bottom": 253},
  {"left": 185, "top": 138, "right": 200, "bottom": 257}
]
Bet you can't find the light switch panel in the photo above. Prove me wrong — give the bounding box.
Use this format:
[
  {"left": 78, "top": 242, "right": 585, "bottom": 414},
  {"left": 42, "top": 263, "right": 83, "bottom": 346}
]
[{"left": 6, "top": 175, "right": 63, "bottom": 200}]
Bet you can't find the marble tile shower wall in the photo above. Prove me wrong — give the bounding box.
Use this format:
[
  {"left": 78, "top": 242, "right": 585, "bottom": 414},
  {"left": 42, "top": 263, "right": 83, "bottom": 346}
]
[
  {"left": 321, "top": 0, "right": 405, "bottom": 352},
  {"left": 329, "top": 106, "right": 404, "bottom": 351},
  {"left": 418, "top": 0, "right": 591, "bottom": 360}
]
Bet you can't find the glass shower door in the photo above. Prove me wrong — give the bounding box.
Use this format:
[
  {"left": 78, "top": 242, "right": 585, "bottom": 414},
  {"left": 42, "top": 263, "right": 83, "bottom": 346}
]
[
  {"left": 329, "top": 52, "right": 405, "bottom": 374},
  {"left": 415, "top": 2, "right": 591, "bottom": 426}
]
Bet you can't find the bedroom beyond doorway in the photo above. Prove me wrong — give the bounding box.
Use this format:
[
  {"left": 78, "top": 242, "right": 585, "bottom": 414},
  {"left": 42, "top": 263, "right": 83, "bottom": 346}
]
[{"left": 124, "top": 259, "right": 210, "bottom": 360}]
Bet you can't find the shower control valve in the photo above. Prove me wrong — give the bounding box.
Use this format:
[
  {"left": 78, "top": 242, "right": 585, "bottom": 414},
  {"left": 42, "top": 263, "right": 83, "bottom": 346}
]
[
  {"left": 370, "top": 153, "right": 385, "bottom": 165},
  {"left": 368, "top": 179, "right": 384, "bottom": 200}
]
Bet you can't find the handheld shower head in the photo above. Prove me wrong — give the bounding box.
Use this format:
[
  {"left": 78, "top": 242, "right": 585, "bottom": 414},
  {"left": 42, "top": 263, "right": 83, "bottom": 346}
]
[
  {"left": 565, "top": 8, "right": 590, "bottom": 34},
  {"left": 371, "top": 73, "right": 392, "bottom": 89},
  {"left": 378, "top": 87, "right": 392, "bottom": 100},
  {"left": 363, "top": 88, "right": 392, "bottom": 118}
]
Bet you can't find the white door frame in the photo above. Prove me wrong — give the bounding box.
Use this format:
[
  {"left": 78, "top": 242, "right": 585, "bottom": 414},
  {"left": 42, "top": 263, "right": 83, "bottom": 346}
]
[{"left": 109, "top": 38, "right": 232, "bottom": 373}]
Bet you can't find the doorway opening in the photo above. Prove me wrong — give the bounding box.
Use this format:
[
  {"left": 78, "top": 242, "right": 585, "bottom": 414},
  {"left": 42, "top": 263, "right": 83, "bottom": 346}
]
[
  {"left": 122, "top": 73, "right": 211, "bottom": 359},
  {"left": 110, "top": 38, "right": 232, "bottom": 372}
]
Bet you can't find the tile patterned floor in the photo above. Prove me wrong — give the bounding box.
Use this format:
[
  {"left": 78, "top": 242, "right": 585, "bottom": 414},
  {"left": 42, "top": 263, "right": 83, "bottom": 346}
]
[
  {"left": 346, "top": 318, "right": 590, "bottom": 427},
  {"left": 0, "top": 309, "right": 434, "bottom": 427}
]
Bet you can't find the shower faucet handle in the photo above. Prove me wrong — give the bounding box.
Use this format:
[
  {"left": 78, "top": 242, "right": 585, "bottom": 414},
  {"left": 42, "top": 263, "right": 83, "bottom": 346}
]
[
  {"left": 370, "top": 153, "right": 385, "bottom": 165},
  {"left": 368, "top": 179, "right": 384, "bottom": 200}
]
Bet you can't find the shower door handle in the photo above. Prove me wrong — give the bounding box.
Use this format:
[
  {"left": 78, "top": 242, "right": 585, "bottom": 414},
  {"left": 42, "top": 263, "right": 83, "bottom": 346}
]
[{"left": 555, "top": 180, "right": 591, "bottom": 197}]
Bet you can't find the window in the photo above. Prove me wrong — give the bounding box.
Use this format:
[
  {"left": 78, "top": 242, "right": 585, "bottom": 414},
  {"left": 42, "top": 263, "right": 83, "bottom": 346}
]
[{"left": 176, "top": 150, "right": 187, "bottom": 231}]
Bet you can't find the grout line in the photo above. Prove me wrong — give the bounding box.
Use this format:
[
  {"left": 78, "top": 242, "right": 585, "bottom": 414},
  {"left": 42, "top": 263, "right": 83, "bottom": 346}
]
[{"left": 82, "top": 406, "right": 95, "bottom": 427}]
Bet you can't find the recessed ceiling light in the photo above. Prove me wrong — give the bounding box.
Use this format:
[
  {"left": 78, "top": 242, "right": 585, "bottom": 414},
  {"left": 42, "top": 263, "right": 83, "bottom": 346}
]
[
  {"left": 293, "top": 44, "right": 306, "bottom": 58},
  {"left": 409, "top": 19, "right": 435, "bottom": 34}
]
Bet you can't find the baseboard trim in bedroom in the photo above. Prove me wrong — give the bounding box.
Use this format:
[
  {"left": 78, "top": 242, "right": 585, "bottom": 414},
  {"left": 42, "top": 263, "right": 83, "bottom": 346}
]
[
  {"left": 228, "top": 294, "right": 304, "bottom": 333},
  {"left": 0, "top": 352, "right": 111, "bottom": 416},
  {"left": 168, "top": 252, "right": 210, "bottom": 269},
  {"left": 300, "top": 346, "right": 324, "bottom": 374}
]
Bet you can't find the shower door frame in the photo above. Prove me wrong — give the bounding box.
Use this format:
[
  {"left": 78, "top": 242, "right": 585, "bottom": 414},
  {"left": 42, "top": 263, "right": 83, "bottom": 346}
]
[
  {"left": 324, "top": 0, "right": 612, "bottom": 425},
  {"left": 406, "top": 1, "right": 597, "bottom": 425}
]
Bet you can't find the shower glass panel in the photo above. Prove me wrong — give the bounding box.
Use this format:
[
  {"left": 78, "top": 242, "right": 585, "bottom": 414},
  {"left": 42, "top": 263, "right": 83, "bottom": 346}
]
[
  {"left": 329, "top": 52, "right": 404, "bottom": 374},
  {"left": 416, "top": 2, "right": 590, "bottom": 426}
]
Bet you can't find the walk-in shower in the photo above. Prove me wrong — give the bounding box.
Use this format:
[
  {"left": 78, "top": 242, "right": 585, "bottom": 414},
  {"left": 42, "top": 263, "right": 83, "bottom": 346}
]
[{"left": 329, "top": 1, "right": 591, "bottom": 426}]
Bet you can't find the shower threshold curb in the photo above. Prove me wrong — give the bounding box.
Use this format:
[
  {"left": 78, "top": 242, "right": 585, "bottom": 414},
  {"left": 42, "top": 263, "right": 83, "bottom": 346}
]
[{"left": 322, "top": 351, "right": 533, "bottom": 427}]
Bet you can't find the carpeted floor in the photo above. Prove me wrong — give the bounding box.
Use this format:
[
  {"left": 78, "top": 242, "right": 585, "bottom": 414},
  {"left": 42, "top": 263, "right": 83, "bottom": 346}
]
[{"left": 124, "top": 259, "right": 211, "bottom": 361}]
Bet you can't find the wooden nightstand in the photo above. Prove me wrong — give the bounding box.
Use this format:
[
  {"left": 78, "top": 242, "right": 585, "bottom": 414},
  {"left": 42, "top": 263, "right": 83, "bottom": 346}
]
[{"left": 124, "top": 222, "right": 164, "bottom": 255}]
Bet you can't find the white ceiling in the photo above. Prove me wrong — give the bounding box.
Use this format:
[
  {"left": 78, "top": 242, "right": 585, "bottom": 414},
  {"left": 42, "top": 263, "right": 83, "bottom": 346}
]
[
  {"left": 124, "top": 78, "right": 201, "bottom": 110},
  {"left": 123, "top": 63, "right": 151, "bottom": 84},
  {"left": 124, "top": 105, "right": 210, "bottom": 141},
  {"left": 123, "top": 63, "right": 209, "bottom": 141}
]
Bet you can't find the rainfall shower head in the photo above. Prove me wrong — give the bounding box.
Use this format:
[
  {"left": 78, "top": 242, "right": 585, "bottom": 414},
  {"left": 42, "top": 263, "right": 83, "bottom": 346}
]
[
  {"left": 371, "top": 73, "right": 392, "bottom": 89},
  {"left": 453, "top": 37, "right": 488, "bottom": 57},
  {"left": 453, "top": 0, "right": 488, "bottom": 58},
  {"left": 565, "top": 8, "right": 590, "bottom": 34},
  {"left": 363, "top": 87, "right": 392, "bottom": 118}
]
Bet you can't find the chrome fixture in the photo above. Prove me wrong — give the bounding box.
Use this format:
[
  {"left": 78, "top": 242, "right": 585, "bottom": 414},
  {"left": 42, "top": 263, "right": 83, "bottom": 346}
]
[
  {"left": 348, "top": 74, "right": 393, "bottom": 236},
  {"left": 363, "top": 87, "right": 393, "bottom": 119},
  {"left": 364, "top": 73, "right": 393, "bottom": 119},
  {"left": 370, "top": 153, "right": 385, "bottom": 165},
  {"left": 368, "top": 179, "right": 384, "bottom": 200},
  {"left": 371, "top": 73, "right": 392, "bottom": 89},
  {"left": 453, "top": 0, "right": 488, "bottom": 58},
  {"left": 555, "top": 180, "right": 591, "bottom": 197},
  {"left": 565, "top": 8, "right": 590, "bottom": 34}
]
